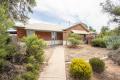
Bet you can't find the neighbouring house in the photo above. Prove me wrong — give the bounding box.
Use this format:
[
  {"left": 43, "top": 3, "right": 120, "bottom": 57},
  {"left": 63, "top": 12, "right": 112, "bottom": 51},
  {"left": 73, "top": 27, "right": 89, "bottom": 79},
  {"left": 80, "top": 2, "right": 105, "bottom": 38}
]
[{"left": 16, "top": 23, "right": 95, "bottom": 45}]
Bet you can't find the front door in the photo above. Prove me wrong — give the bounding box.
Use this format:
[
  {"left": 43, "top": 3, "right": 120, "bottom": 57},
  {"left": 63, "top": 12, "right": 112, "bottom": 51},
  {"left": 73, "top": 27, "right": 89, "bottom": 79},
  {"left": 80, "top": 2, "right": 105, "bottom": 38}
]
[{"left": 51, "top": 32, "right": 57, "bottom": 45}]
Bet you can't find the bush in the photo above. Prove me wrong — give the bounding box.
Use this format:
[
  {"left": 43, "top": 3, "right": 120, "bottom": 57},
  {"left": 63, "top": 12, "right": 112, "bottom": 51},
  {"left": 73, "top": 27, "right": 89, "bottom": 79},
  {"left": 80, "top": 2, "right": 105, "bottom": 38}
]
[
  {"left": 68, "top": 33, "right": 82, "bottom": 47},
  {"left": 69, "top": 58, "right": 92, "bottom": 80},
  {"left": 26, "top": 63, "right": 34, "bottom": 71},
  {"left": 0, "top": 48, "right": 8, "bottom": 59},
  {"left": 13, "top": 76, "right": 24, "bottom": 80},
  {"left": 91, "top": 37, "right": 108, "bottom": 48},
  {"left": 22, "top": 35, "right": 46, "bottom": 80},
  {"left": 22, "top": 71, "right": 37, "bottom": 80},
  {"left": 106, "top": 36, "right": 120, "bottom": 50},
  {"left": 0, "top": 59, "right": 13, "bottom": 73},
  {"left": 89, "top": 58, "right": 105, "bottom": 73},
  {"left": 25, "top": 56, "right": 36, "bottom": 64},
  {"left": 24, "top": 35, "right": 46, "bottom": 63}
]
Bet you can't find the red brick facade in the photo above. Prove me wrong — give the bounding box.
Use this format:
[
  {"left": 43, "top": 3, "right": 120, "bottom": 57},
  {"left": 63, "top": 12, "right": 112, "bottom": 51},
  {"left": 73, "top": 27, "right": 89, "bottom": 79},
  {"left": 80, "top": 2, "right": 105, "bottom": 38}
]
[
  {"left": 17, "top": 28, "right": 63, "bottom": 41},
  {"left": 35, "top": 31, "right": 51, "bottom": 40},
  {"left": 17, "top": 27, "right": 26, "bottom": 38},
  {"left": 16, "top": 23, "right": 94, "bottom": 44}
]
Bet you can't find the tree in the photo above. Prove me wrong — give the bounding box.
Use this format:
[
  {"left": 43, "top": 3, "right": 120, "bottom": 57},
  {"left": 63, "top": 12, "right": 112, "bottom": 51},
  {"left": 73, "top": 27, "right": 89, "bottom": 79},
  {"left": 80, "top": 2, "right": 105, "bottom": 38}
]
[
  {"left": 0, "top": 0, "right": 36, "bottom": 23},
  {"left": 112, "top": 26, "right": 120, "bottom": 35},
  {"left": 0, "top": 0, "right": 36, "bottom": 48},
  {"left": 0, "top": 1, "right": 36, "bottom": 79},
  {"left": 101, "top": 0, "right": 120, "bottom": 24},
  {"left": 89, "top": 26, "right": 96, "bottom": 32},
  {"left": 0, "top": 0, "right": 36, "bottom": 56},
  {"left": 101, "top": 26, "right": 109, "bottom": 33}
]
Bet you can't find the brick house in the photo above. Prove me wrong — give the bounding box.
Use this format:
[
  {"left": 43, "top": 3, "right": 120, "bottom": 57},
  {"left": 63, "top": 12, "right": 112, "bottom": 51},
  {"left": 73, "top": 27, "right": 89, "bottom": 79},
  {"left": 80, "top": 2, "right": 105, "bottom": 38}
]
[{"left": 16, "top": 23, "right": 95, "bottom": 45}]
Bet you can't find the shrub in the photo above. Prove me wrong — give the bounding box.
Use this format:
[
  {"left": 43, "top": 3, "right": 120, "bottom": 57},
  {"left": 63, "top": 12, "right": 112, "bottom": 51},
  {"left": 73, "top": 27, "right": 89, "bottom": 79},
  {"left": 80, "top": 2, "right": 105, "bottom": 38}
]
[
  {"left": 22, "top": 71, "right": 37, "bottom": 80},
  {"left": 26, "top": 63, "right": 34, "bottom": 71},
  {"left": 68, "top": 37, "right": 80, "bottom": 46},
  {"left": 24, "top": 35, "right": 46, "bottom": 63},
  {"left": 69, "top": 58, "right": 92, "bottom": 80},
  {"left": 68, "top": 33, "right": 82, "bottom": 47},
  {"left": 91, "top": 36, "right": 108, "bottom": 48},
  {"left": 25, "top": 56, "right": 36, "bottom": 64},
  {"left": 12, "top": 53, "right": 25, "bottom": 64},
  {"left": 22, "top": 35, "right": 46, "bottom": 80},
  {"left": 106, "top": 36, "right": 120, "bottom": 50},
  {"left": 0, "top": 48, "right": 8, "bottom": 59},
  {"left": 13, "top": 76, "right": 24, "bottom": 80},
  {"left": 0, "top": 59, "right": 13, "bottom": 73},
  {"left": 89, "top": 58, "right": 105, "bottom": 73}
]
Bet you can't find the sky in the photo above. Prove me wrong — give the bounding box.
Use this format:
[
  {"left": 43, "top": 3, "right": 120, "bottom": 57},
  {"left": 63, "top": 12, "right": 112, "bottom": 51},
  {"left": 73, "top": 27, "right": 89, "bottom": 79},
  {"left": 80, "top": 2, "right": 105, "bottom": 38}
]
[{"left": 28, "top": 0, "right": 118, "bottom": 32}]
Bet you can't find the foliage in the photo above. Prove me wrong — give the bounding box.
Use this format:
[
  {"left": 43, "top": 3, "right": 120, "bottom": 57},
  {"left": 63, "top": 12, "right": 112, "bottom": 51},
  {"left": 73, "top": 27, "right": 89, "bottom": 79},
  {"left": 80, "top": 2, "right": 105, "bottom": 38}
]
[
  {"left": 26, "top": 56, "right": 36, "bottom": 64},
  {"left": 0, "top": 0, "right": 36, "bottom": 79},
  {"left": 26, "top": 63, "right": 35, "bottom": 71},
  {"left": 89, "top": 26, "right": 96, "bottom": 32},
  {"left": 101, "top": 0, "right": 120, "bottom": 23},
  {"left": 106, "top": 36, "right": 120, "bottom": 50},
  {"left": 13, "top": 76, "right": 24, "bottom": 80},
  {"left": 68, "top": 37, "right": 80, "bottom": 46},
  {"left": 91, "top": 36, "right": 108, "bottom": 48},
  {"left": 69, "top": 58, "right": 92, "bottom": 80},
  {"left": 100, "top": 26, "right": 109, "bottom": 34},
  {"left": 0, "top": 59, "right": 13, "bottom": 73},
  {"left": 0, "top": 0, "right": 36, "bottom": 23},
  {"left": 20, "top": 35, "right": 46, "bottom": 80},
  {"left": 92, "top": 33, "right": 120, "bottom": 50},
  {"left": 22, "top": 71, "right": 37, "bottom": 80},
  {"left": 89, "top": 58, "right": 105, "bottom": 73},
  {"left": 112, "top": 26, "right": 120, "bottom": 36},
  {"left": 68, "top": 33, "right": 82, "bottom": 47},
  {"left": 24, "top": 35, "right": 46, "bottom": 63}
]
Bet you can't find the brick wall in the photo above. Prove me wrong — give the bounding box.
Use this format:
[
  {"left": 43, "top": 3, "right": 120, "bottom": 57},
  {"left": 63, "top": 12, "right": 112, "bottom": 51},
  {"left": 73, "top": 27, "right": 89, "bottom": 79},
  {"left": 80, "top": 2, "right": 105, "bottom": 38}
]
[
  {"left": 17, "top": 27, "right": 26, "bottom": 38},
  {"left": 35, "top": 31, "right": 51, "bottom": 40}
]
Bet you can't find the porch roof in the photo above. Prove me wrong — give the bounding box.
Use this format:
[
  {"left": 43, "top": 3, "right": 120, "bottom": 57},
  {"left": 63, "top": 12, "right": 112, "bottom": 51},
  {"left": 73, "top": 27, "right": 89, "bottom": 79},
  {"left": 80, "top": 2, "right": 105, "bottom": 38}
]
[{"left": 72, "top": 30, "right": 89, "bottom": 34}]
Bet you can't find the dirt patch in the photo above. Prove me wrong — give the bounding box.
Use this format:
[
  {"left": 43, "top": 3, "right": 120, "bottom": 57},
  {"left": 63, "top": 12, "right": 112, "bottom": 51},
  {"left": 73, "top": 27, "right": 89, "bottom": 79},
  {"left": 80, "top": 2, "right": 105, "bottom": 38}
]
[{"left": 65, "top": 45, "right": 110, "bottom": 62}]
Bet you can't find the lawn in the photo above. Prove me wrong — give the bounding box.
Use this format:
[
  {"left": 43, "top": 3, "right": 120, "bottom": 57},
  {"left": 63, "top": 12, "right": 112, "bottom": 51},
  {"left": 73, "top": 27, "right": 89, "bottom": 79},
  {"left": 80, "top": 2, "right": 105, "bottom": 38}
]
[{"left": 65, "top": 44, "right": 120, "bottom": 80}]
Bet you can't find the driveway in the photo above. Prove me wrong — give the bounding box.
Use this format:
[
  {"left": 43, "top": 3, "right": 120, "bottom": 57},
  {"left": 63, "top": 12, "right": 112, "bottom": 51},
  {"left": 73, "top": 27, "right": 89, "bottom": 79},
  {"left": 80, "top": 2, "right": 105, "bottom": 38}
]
[{"left": 39, "top": 46, "right": 66, "bottom": 80}]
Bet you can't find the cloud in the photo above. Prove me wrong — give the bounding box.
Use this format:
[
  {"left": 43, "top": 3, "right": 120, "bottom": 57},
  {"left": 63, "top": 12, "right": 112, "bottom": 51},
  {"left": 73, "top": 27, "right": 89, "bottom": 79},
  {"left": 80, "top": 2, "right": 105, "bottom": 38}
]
[{"left": 29, "top": 0, "right": 117, "bottom": 32}]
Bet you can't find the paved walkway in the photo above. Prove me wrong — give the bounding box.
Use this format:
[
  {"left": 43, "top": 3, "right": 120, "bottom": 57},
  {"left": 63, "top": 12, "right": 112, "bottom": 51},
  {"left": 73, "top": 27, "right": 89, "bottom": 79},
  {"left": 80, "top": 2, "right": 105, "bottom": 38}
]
[{"left": 39, "top": 46, "right": 66, "bottom": 80}]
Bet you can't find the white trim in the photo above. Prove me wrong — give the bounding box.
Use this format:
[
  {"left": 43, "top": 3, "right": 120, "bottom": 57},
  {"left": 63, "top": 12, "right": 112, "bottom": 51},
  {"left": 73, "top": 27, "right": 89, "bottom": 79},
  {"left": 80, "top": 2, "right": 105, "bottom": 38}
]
[
  {"left": 45, "top": 40, "right": 63, "bottom": 45},
  {"left": 63, "top": 41, "right": 67, "bottom": 45},
  {"left": 63, "top": 40, "right": 70, "bottom": 45}
]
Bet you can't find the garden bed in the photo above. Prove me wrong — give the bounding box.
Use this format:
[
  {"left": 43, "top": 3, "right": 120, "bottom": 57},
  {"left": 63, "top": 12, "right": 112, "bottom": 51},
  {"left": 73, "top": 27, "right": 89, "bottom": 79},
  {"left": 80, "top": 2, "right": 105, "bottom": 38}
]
[
  {"left": 65, "top": 45, "right": 120, "bottom": 80},
  {"left": 65, "top": 45, "right": 110, "bottom": 62}
]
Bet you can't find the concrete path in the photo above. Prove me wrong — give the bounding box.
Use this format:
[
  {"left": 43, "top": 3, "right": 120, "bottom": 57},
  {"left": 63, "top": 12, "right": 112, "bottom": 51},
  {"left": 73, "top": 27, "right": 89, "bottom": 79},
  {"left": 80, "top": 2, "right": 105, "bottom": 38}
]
[{"left": 39, "top": 46, "right": 66, "bottom": 80}]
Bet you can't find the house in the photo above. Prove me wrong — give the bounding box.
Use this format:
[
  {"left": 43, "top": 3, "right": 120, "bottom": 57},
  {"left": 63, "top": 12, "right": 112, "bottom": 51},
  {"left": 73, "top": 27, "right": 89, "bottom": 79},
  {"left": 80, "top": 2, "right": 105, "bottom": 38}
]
[{"left": 16, "top": 23, "right": 94, "bottom": 45}]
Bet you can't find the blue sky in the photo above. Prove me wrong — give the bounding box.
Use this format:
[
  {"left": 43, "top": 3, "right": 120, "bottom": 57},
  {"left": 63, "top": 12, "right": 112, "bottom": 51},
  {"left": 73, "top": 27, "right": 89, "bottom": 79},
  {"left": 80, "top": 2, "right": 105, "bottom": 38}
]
[{"left": 28, "top": 0, "right": 117, "bottom": 32}]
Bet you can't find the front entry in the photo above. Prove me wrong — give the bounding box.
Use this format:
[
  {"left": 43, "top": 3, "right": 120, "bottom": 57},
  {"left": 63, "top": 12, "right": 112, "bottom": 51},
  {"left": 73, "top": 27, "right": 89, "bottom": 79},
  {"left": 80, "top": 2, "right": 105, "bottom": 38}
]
[{"left": 51, "top": 32, "right": 57, "bottom": 45}]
